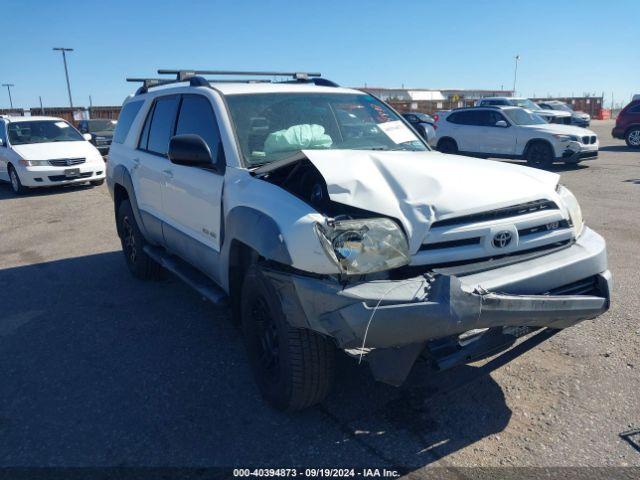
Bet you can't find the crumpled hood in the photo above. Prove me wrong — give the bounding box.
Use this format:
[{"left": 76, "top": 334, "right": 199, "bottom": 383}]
[
  {"left": 524, "top": 123, "right": 596, "bottom": 136},
  {"left": 12, "top": 141, "right": 101, "bottom": 160},
  {"left": 302, "top": 149, "right": 560, "bottom": 253}
]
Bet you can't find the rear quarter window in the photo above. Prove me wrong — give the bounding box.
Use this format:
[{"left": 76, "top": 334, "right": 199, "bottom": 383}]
[{"left": 113, "top": 100, "right": 144, "bottom": 144}]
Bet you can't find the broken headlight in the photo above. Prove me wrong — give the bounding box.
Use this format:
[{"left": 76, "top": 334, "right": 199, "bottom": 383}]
[
  {"left": 557, "top": 184, "right": 584, "bottom": 237},
  {"left": 315, "top": 218, "right": 410, "bottom": 274}
]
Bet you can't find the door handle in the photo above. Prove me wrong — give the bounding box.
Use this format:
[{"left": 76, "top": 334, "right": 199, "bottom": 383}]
[{"left": 162, "top": 169, "right": 174, "bottom": 178}]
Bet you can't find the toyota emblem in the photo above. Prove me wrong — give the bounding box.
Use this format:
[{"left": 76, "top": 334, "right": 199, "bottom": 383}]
[{"left": 492, "top": 231, "right": 513, "bottom": 248}]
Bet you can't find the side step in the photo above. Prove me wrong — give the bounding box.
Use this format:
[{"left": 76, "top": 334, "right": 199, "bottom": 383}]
[{"left": 143, "top": 245, "right": 228, "bottom": 306}]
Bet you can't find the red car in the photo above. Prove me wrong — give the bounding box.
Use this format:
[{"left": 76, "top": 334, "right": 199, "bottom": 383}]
[{"left": 612, "top": 99, "right": 640, "bottom": 148}]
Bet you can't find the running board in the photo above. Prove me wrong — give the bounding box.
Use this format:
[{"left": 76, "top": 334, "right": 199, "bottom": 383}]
[{"left": 143, "top": 246, "right": 228, "bottom": 306}]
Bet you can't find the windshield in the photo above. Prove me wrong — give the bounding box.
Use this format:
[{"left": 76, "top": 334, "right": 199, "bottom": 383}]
[
  {"left": 502, "top": 108, "right": 548, "bottom": 125},
  {"left": 7, "top": 120, "right": 85, "bottom": 145},
  {"left": 225, "top": 93, "right": 427, "bottom": 166},
  {"left": 510, "top": 98, "right": 541, "bottom": 110},
  {"left": 88, "top": 119, "right": 116, "bottom": 132}
]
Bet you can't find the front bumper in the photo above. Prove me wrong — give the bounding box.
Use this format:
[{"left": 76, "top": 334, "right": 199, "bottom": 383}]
[
  {"left": 18, "top": 164, "right": 106, "bottom": 187},
  {"left": 266, "top": 227, "right": 610, "bottom": 384},
  {"left": 559, "top": 141, "right": 599, "bottom": 163},
  {"left": 612, "top": 127, "right": 625, "bottom": 139}
]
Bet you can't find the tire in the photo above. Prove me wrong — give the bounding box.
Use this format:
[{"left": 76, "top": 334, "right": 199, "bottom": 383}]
[
  {"left": 116, "top": 199, "right": 163, "bottom": 280},
  {"left": 240, "top": 265, "right": 335, "bottom": 411},
  {"left": 525, "top": 141, "right": 555, "bottom": 168},
  {"left": 8, "top": 165, "right": 28, "bottom": 195},
  {"left": 90, "top": 179, "right": 105, "bottom": 186},
  {"left": 625, "top": 128, "right": 640, "bottom": 148},
  {"left": 437, "top": 138, "right": 458, "bottom": 154}
]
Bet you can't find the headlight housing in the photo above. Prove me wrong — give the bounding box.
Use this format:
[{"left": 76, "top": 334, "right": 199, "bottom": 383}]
[
  {"left": 315, "top": 218, "right": 410, "bottom": 275},
  {"left": 553, "top": 134, "right": 579, "bottom": 142},
  {"left": 18, "top": 159, "right": 50, "bottom": 166},
  {"left": 557, "top": 185, "right": 584, "bottom": 237}
]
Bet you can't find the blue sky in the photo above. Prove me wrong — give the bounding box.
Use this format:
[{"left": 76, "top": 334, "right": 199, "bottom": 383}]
[{"left": 1, "top": 0, "right": 637, "bottom": 109}]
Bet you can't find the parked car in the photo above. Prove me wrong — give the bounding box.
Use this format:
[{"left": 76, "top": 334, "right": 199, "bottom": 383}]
[
  {"left": 611, "top": 99, "right": 640, "bottom": 148},
  {"left": 401, "top": 112, "right": 436, "bottom": 144},
  {"left": 107, "top": 70, "right": 611, "bottom": 411},
  {"left": 435, "top": 106, "right": 598, "bottom": 167},
  {"left": 77, "top": 118, "right": 117, "bottom": 156},
  {"left": 537, "top": 100, "right": 591, "bottom": 127},
  {"left": 0, "top": 116, "right": 106, "bottom": 194},
  {"left": 477, "top": 97, "right": 572, "bottom": 124}
]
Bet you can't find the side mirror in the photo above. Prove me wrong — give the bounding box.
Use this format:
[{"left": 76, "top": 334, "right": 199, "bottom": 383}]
[
  {"left": 83, "top": 133, "right": 93, "bottom": 141},
  {"left": 495, "top": 120, "right": 508, "bottom": 128},
  {"left": 168, "top": 134, "right": 213, "bottom": 168}
]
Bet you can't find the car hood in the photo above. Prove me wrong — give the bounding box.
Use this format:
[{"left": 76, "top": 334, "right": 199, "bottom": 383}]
[
  {"left": 302, "top": 149, "right": 560, "bottom": 253},
  {"left": 91, "top": 130, "right": 114, "bottom": 138},
  {"left": 534, "top": 109, "right": 572, "bottom": 118},
  {"left": 12, "top": 141, "right": 101, "bottom": 160},
  {"left": 523, "top": 123, "right": 596, "bottom": 136}
]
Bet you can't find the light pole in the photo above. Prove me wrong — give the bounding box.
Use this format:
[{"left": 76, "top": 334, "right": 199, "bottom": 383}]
[
  {"left": 512, "top": 54, "right": 520, "bottom": 95},
  {"left": 53, "top": 47, "right": 74, "bottom": 108},
  {"left": 2, "top": 83, "right": 14, "bottom": 108}
]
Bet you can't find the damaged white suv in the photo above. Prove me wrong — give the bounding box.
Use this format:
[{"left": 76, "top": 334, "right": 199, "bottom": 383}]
[{"left": 107, "top": 70, "right": 611, "bottom": 411}]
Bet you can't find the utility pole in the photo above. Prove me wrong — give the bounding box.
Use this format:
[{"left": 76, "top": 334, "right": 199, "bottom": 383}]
[
  {"left": 39, "top": 96, "right": 44, "bottom": 114},
  {"left": 2, "top": 83, "right": 14, "bottom": 108},
  {"left": 53, "top": 47, "right": 74, "bottom": 108},
  {"left": 512, "top": 54, "right": 520, "bottom": 95}
]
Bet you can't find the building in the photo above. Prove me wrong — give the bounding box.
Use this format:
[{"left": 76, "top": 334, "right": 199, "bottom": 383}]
[{"left": 360, "top": 87, "right": 515, "bottom": 114}]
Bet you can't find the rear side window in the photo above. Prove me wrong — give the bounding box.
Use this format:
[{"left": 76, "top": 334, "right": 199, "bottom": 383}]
[
  {"left": 113, "top": 100, "right": 143, "bottom": 144},
  {"left": 175, "top": 95, "right": 225, "bottom": 165},
  {"left": 145, "top": 96, "right": 180, "bottom": 155},
  {"left": 448, "top": 110, "right": 483, "bottom": 125}
]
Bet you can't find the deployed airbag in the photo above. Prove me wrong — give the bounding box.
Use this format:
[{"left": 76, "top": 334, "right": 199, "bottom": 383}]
[{"left": 264, "top": 124, "right": 332, "bottom": 153}]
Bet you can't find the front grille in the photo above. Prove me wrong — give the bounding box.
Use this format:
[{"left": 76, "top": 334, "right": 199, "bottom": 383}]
[
  {"left": 581, "top": 135, "right": 597, "bottom": 144},
  {"left": 432, "top": 200, "right": 558, "bottom": 228},
  {"left": 48, "top": 158, "right": 86, "bottom": 166},
  {"left": 48, "top": 172, "right": 93, "bottom": 181},
  {"left": 420, "top": 237, "right": 481, "bottom": 251}
]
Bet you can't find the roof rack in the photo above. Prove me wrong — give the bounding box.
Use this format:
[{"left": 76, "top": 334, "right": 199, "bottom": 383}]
[
  {"left": 158, "top": 69, "right": 339, "bottom": 87},
  {"left": 127, "top": 76, "right": 211, "bottom": 95}
]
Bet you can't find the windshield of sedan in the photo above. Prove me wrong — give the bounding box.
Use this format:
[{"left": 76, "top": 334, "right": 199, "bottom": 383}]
[
  {"left": 88, "top": 119, "right": 116, "bottom": 132},
  {"left": 7, "top": 120, "right": 85, "bottom": 145},
  {"left": 225, "top": 92, "right": 428, "bottom": 166},
  {"left": 510, "top": 98, "right": 541, "bottom": 110},
  {"left": 503, "top": 108, "right": 548, "bottom": 125}
]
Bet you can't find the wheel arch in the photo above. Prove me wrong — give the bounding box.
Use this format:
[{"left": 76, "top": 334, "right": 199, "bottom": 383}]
[
  {"left": 624, "top": 124, "right": 640, "bottom": 137},
  {"left": 523, "top": 138, "right": 555, "bottom": 156},
  {"left": 111, "top": 164, "right": 150, "bottom": 241}
]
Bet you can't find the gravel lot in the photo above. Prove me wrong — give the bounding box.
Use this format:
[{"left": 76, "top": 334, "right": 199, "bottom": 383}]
[{"left": 0, "top": 120, "right": 638, "bottom": 474}]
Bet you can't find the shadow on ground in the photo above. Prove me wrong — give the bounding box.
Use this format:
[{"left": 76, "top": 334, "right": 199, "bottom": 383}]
[
  {"left": 599, "top": 145, "right": 638, "bottom": 153},
  {"left": 0, "top": 181, "right": 97, "bottom": 200},
  {"left": 0, "top": 252, "right": 512, "bottom": 469}
]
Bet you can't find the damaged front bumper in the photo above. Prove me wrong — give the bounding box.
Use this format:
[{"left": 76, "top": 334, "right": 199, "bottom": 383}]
[{"left": 266, "top": 227, "right": 611, "bottom": 385}]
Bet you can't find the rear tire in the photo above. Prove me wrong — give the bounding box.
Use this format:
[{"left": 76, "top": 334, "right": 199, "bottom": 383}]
[
  {"left": 240, "top": 265, "right": 335, "bottom": 411},
  {"left": 90, "top": 179, "right": 105, "bottom": 186},
  {"left": 8, "top": 165, "right": 28, "bottom": 195},
  {"left": 116, "top": 199, "right": 164, "bottom": 280},
  {"left": 525, "top": 141, "right": 555, "bottom": 168},
  {"left": 625, "top": 128, "right": 640, "bottom": 148},
  {"left": 437, "top": 138, "right": 458, "bottom": 154}
]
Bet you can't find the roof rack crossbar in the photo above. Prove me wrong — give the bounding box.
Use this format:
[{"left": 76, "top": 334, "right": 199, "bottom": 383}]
[{"left": 157, "top": 69, "right": 322, "bottom": 81}]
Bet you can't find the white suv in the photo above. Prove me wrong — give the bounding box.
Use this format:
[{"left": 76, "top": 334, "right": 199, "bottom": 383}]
[
  {"left": 476, "top": 97, "right": 572, "bottom": 124},
  {"left": 0, "top": 116, "right": 106, "bottom": 194},
  {"left": 435, "top": 106, "right": 599, "bottom": 167},
  {"left": 107, "top": 70, "right": 611, "bottom": 410}
]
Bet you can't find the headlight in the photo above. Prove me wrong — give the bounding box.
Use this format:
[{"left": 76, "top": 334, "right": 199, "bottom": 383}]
[
  {"left": 556, "top": 185, "right": 584, "bottom": 237},
  {"left": 315, "top": 218, "right": 410, "bottom": 274},
  {"left": 18, "top": 159, "right": 49, "bottom": 166},
  {"left": 553, "top": 134, "right": 579, "bottom": 142}
]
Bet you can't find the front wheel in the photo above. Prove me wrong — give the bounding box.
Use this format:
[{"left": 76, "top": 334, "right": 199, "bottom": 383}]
[
  {"left": 241, "top": 265, "right": 335, "bottom": 411},
  {"left": 116, "top": 199, "right": 163, "bottom": 280},
  {"left": 625, "top": 128, "right": 640, "bottom": 148},
  {"left": 8, "top": 165, "right": 28, "bottom": 195},
  {"left": 525, "top": 141, "right": 555, "bottom": 168}
]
